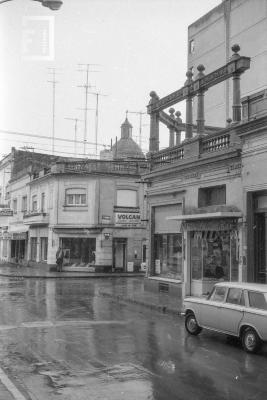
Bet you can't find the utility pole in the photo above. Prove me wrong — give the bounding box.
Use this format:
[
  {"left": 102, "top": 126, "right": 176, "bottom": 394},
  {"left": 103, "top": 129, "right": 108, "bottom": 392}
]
[
  {"left": 64, "top": 117, "right": 82, "bottom": 157},
  {"left": 88, "top": 91, "right": 107, "bottom": 156},
  {"left": 77, "top": 64, "right": 99, "bottom": 156},
  {"left": 126, "top": 110, "right": 146, "bottom": 147},
  {"left": 48, "top": 68, "right": 60, "bottom": 155}
]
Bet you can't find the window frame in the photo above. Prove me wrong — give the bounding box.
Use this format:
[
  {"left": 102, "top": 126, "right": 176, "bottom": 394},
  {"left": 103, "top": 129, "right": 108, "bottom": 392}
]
[
  {"left": 32, "top": 194, "right": 38, "bottom": 212},
  {"left": 198, "top": 185, "right": 226, "bottom": 207},
  {"left": 65, "top": 188, "right": 87, "bottom": 206},
  {"left": 209, "top": 286, "right": 227, "bottom": 303}
]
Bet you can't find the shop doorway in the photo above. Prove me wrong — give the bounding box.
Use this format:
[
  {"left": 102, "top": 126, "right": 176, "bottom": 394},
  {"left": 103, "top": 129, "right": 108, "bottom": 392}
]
[
  {"left": 254, "top": 212, "right": 266, "bottom": 283},
  {"left": 113, "top": 238, "right": 127, "bottom": 271},
  {"left": 11, "top": 239, "right": 26, "bottom": 262}
]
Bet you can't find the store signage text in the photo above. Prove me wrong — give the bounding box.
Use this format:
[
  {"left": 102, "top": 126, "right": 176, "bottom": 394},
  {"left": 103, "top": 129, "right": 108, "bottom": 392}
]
[
  {"left": 115, "top": 212, "right": 141, "bottom": 225},
  {"left": 0, "top": 209, "right": 13, "bottom": 216}
]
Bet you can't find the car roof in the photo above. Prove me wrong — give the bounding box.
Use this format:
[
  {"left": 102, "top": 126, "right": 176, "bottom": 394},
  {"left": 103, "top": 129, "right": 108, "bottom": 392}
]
[{"left": 215, "top": 281, "right": 267, "bottom": 292}]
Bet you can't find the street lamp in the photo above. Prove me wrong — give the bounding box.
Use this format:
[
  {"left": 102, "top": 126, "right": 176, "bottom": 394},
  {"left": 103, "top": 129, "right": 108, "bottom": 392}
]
[{"left": 0, "top": 0, "right": 63, "bottom": 10}]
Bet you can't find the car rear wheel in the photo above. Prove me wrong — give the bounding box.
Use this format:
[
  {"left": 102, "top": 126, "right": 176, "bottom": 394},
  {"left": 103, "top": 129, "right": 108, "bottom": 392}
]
[
  {"left": 185, "top": 313, "right": 202, "bottom": 336},
  {"left": 241, "top": 328, "right": 262, "bottom": 353}
]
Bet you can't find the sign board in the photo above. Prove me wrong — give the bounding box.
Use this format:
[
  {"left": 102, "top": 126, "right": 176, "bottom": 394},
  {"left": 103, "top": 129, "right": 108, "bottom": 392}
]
[
  {"left": 115, "top": 212, "right": 141, "bottom": 226},
  {"left": 101, "top": 215, "right": 111, "bottom": 224},
  {"left": 0, "top": 209, "right": 13, "bottom": 216},
  {"left": 127, "top": 261, "right": 134, "bottom": 272},
  {"left": 148, "top": 56, "right": 250, "bottom": 113}
]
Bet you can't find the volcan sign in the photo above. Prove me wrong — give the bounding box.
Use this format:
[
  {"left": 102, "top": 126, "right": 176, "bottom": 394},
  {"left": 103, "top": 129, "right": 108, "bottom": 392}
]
[{"left": 115, "top": 212, "right": 141, "bottom": 226}]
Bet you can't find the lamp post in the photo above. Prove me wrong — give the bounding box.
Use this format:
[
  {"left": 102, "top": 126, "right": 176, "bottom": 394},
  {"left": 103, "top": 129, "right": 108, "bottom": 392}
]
[{"left": 0, "top": 0, "right": 63, "bottom": 10}]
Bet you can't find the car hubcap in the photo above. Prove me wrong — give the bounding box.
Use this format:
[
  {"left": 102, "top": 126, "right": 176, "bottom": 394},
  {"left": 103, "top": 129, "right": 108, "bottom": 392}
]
[
  {"left": 188, "top": 317, "right": 197, "bottom": 332},
  {"left": 245, "top": 333, "right": 256, "bottom": 350}
]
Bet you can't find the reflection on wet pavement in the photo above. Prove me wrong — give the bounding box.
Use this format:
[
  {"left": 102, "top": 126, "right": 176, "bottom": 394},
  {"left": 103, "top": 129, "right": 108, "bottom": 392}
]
[{"left": 0, "top": 277, "right": 266, "bottom": 400}]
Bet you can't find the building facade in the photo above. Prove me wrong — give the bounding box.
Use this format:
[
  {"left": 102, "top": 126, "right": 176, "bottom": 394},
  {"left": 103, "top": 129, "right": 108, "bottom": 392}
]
[
  {"left": 142, "top": 44, "right": 264, "bottom": 297},
  {"left": 188, "top": 0, "right": 267, "bottom": 126},
  {"left": 0, "top": 120, "right": 148, "bottom": 272}
]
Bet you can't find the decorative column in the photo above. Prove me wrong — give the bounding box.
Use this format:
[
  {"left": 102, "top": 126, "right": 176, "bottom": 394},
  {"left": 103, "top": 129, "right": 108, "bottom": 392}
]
[
  {"left": 175, "top": 111, "right": 182, "bottom": 145},
  {"left": 168, "top": 108, "right": 175, "bottom": 147},
  {"left": 195, "top": 64, "right": 206, "bottom": 135},
  {"left": 148, "top": 91, "right": 160, "bottom": 152},
  {"left": 184, "top": 70, "right": 194, "bottom": 140},
  {"left": 231, "top": 44, "right": 242, "bottom": 123}
]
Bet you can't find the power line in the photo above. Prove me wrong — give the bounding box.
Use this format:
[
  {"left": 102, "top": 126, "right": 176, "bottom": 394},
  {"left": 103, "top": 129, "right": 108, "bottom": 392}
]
[{"left": 0, "top": 128, "right": 108, "bottom": 147}]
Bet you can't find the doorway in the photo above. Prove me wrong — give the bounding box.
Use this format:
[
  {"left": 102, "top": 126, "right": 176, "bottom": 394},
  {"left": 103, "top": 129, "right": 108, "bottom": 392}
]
[{"left": 113, "top": 238, "right": 127, "bottom": 271}]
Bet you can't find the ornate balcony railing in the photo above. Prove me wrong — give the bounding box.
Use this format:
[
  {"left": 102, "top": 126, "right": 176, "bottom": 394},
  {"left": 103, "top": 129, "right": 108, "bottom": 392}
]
[
  {"left": 150, "top": 145, "right": 184, "bottom": 167},
  {"left": 202, "top": 133, "right": 230, "bottom": 153}
]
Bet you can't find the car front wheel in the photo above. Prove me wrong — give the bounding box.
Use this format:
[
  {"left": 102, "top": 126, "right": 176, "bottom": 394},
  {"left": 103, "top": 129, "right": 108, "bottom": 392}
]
[
  {"left": 185, "top": 313, "right": 202, "bottom": 336},
  {"left": 241, "top": 327, "right": 262, "bottom": 353}
]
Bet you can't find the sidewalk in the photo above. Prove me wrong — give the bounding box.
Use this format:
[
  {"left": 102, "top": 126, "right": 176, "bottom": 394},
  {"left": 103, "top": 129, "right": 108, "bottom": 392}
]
[{"left": 0, "top": 263, "right": 182, "bottom": 316}]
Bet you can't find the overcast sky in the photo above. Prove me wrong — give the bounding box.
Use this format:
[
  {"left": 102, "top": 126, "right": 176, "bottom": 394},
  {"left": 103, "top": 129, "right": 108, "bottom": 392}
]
[{"left": 0, "top": 0, "right": 221, "bottom": 159}]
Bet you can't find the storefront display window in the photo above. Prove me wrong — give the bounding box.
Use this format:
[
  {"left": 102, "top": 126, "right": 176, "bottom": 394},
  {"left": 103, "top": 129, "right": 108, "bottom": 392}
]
[
  {"left": 61, "top": 238, "right": 96, "bottom": 265},
  {"left": 191, "top": 230, "right": 238, "bottom": 282},
  {"left": 154, "top": 233, "right": 182, "bottom": 280}
]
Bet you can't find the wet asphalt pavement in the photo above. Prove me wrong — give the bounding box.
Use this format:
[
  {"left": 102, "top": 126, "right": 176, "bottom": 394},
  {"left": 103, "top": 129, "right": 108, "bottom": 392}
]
[{"left": 0, "top": 276, "right": 266, "bottom": 400}]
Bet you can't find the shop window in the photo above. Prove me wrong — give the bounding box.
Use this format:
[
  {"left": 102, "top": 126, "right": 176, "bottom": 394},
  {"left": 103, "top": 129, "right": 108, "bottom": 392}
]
[
  {"left": 153, "top": 233, "right": 182, "bottom": 280},
  {"left": 191, "top": 230, "right": 238, "bottom": 282},
  {"left": 198, "top": 185, "right": 226, "bottom": 207},
  {"left": 65, "top": 188, "right": 86, "bottom": 206},
  {"left": 61, "top": 237, "right": 96, "bottom": 264},
  {"left": 21, "top": 196, "right": 27, "bottom": 212},
  {"left": 117, "top": 189, "right": 137, "bottom": 207},
  {"left": 12, "top": 198, "right": 17, "bottom": 214},
  {"left": 32, "top": 195, "right": 38, "bottom": 212},
  {"left": 40, "top": 237, "right": 48, "bottom": 261}
]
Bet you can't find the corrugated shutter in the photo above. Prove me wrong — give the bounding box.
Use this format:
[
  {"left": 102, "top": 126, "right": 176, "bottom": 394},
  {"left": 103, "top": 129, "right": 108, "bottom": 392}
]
[{"left": 154, "top": 204, "right": 182, "bottom": 234}]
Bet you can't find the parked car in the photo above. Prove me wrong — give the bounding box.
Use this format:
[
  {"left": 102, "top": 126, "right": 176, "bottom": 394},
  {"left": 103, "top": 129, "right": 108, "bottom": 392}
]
[{"left": 182, "top": 282, "right": 267, "bottom": 353}]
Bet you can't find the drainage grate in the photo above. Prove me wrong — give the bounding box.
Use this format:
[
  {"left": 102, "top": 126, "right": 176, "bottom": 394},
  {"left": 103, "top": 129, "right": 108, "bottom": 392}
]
[{"left": 159, "top": 282, "right": 169, "bottom": 293}]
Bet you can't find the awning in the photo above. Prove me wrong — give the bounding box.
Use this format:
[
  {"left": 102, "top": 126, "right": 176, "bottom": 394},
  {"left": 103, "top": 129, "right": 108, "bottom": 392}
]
[{"left": 167, "top": 211, "right": 242, "bottom": 221}]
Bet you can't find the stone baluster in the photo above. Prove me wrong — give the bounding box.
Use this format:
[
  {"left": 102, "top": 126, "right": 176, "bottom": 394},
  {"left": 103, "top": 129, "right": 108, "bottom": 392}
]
[
  {"left": 184, "top": 70, "right": 194, "bottom": 140},
  {"left": 168, "top": 108, "right": 175, "bottom": 147},
  {"left": 148, "top": 91, "right": 160, "bottom": 152},
  {"left": 195, "top": 64, "right": 206, "bottom": 135},
  {"left": 231, "top": 44, "right": 242, "bottom": 123},
  {"left": 175, "top": 111, "right": 182, "bottom": 145}
]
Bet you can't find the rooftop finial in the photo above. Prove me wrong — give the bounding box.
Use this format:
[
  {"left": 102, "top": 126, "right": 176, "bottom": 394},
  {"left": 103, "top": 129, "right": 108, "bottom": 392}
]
[
  {"left": 196, "top": 64, "right": 205, "bottom": 79},
  {"left": 230, "top": 44, "right": 241, "bottom": 61},
  {"left": 184, "top": 69, "right": 194, "bottom": 85}
]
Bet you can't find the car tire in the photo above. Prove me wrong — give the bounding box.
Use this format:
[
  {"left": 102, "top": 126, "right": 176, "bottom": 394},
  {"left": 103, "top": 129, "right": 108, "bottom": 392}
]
[
  {"left": 241, "top": 327, "right": 262, "bottom": 354},
  {"left": 185, "top": 313, "right": 202, "bottom": 336}
]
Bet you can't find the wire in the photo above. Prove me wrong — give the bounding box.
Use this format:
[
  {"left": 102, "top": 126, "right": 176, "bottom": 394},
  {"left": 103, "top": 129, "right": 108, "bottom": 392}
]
[{"left": 0, "top": 128, "right": 108, "bottom": 147}]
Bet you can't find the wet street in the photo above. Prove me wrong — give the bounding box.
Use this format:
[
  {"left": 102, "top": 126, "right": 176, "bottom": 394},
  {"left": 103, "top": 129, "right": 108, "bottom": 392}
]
[{"left": 0, "top": 276, "right": 266, "bottom": 400}]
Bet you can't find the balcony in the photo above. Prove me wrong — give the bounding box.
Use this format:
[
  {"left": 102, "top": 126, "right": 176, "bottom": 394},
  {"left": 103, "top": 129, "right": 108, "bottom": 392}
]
[
  {"left": 23, "top": 211, "right": 49, "bottom": 225},
  {"left": 149, "top": 127, "right": 240, "bottom": 170}
]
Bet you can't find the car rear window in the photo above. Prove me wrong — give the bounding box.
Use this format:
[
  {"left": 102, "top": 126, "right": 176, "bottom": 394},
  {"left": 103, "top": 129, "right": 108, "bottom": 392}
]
[
  {"left": 226, "top": 288, "right": 244, "bottom": 305},
  {"left": 210, "top": 286, "right": 227, "bottom": 302},
  {"left": 248, "top": 291, "right": 267, "bottom": 310}
]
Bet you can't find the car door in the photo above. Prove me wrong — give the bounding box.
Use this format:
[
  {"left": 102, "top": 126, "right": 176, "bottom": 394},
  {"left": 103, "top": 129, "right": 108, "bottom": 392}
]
[
  {"left": 199, "top": 286, "right": 227, "bottom": 330},
  {"left": 219, "top": 288, "right": 245, "bottom": 335}
]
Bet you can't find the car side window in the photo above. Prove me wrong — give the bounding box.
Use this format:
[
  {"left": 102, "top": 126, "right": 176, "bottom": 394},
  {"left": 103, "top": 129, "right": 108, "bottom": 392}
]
[
  {"left": 248, "top": 291, "right": 267, "bottom": 310},
  {"left": 226, "top": 288, "right": 243, "bottom": 305},
  {"left": 210, "top": 287, "right": 227, "bottom": 302}
]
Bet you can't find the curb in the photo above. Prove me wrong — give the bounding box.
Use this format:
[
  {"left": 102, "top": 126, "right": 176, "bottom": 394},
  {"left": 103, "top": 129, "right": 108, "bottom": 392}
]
[
  {"left": 99, "top": 291, "right": 182, "bottom": 316},
  {"left": 0, "top": 272, "right": 145, "bottom": 280}
]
